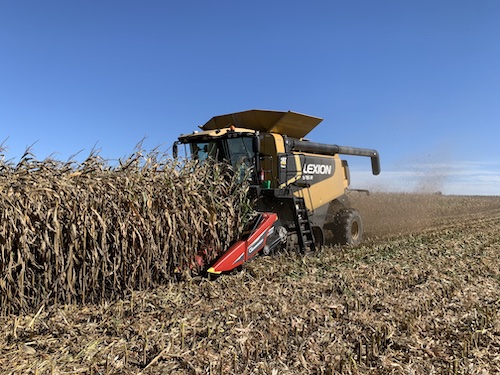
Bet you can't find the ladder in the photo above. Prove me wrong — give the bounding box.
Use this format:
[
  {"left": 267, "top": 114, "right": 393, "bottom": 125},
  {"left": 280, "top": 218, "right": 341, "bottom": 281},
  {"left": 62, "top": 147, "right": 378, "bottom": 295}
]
[{"left": 293, "top": 197, "right": 316, "bottom": 253}]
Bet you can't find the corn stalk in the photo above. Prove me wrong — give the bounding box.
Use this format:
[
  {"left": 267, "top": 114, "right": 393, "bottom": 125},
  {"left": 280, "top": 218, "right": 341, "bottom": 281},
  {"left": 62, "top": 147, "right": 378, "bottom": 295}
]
[{"left": 0, "top": 148, "right": 254, "bottom": 315}]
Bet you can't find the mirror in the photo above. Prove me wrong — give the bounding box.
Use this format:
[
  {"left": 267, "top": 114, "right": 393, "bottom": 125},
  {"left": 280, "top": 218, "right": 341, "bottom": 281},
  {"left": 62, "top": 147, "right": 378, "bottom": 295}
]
[{"left": 172, "top": 142, "right": 178, "bottom": 158}]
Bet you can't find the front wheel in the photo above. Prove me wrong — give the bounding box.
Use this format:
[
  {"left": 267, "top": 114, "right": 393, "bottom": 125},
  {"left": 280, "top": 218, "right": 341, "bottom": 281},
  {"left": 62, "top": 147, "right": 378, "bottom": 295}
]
[
  {"left": 330, "top": 208, "right": 363, "bottom": 246},
  {"left": 312, "top": 226, "right": 324, "bottom": 249}
]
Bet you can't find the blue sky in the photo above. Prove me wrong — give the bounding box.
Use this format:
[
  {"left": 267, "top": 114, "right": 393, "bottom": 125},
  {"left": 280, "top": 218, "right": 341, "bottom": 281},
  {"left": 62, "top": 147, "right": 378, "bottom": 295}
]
[{"left": 1, "top": 1, "right": 499, "bottom": 195}]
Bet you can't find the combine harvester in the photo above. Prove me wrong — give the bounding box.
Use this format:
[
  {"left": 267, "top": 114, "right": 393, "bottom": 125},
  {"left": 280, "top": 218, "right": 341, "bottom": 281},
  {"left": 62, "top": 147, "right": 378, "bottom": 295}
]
[{"left": 173, "top": 110, "right": 380, "bottom": 275}]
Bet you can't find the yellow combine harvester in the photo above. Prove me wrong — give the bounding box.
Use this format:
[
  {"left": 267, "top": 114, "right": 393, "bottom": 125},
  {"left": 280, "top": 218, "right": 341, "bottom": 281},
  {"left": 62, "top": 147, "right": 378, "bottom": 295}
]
[{"left": 174, "top": 109, "right": 380, "bottom": 274}]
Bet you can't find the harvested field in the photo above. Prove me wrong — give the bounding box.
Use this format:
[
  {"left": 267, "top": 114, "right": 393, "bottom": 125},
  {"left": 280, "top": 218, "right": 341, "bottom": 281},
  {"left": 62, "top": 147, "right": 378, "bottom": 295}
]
[{"left": 1, "top": 193, "right": 500, "bottom": 374}]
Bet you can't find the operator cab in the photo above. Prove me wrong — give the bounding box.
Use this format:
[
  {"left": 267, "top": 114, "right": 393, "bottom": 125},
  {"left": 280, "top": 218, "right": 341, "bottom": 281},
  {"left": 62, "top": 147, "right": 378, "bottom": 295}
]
[
  {"left": 174, "top": 110, "right": 325, "bottom": 189},
  {"left": 174, "top": 128, "right": 260, "bottom": 184}
]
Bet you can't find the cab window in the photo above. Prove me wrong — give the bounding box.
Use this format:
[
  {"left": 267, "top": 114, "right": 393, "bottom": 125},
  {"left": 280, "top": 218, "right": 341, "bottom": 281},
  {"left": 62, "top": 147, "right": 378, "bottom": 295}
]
[
  {"left": 226, "top": 137, "right": 254, "bottom": 168},
  {"left": 190, "top": 142, "right": 220, "bottom": 162},
  {"left": 226, "top": 137, "right": 255, "bottom": 182}
]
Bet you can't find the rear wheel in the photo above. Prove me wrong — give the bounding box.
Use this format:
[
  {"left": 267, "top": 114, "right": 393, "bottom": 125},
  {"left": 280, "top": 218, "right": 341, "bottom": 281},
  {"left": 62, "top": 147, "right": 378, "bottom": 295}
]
[{"left": 331, "top": 208, "right": 363, "bottom": 246}]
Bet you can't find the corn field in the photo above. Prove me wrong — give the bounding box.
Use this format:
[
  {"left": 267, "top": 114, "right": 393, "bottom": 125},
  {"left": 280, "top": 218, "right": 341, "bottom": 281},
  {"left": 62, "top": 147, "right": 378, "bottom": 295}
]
[
  {"left": 1, "top": 193, "right": 500, "bottom": 374},
  {"left": 0, "top": 149, "right": 254, "bottom": 315}
]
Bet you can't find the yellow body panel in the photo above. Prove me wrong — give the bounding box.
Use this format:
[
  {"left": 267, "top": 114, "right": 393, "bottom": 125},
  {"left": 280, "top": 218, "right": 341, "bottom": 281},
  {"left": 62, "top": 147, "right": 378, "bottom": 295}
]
[{"left": 291, "top": 153, "right": 347, "bottom": 213}]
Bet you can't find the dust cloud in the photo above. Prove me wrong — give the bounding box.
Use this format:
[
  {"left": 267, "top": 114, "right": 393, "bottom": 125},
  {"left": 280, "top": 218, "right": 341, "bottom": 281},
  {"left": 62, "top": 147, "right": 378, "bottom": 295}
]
[{"left": 348, "top": 192, "right": 500, "bottom": 239}]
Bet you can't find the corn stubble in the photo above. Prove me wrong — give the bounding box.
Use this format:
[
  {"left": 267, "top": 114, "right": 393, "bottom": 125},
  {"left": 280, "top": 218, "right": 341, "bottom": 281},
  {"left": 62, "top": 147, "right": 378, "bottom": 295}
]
[{"left": 0, "top": 149, "right": 253, "bottom": 315}]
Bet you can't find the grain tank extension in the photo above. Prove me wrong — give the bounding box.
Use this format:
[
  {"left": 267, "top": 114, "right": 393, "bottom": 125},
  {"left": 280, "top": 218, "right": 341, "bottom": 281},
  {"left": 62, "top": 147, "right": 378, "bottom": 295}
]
[{"left": 174, "top": 109, "right": 380, "bottom": 274}]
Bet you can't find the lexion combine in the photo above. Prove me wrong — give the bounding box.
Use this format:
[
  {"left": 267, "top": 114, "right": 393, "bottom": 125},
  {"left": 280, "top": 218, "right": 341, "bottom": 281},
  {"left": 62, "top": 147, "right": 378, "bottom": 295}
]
[{"left": 173, "top": 110, "right": 380, "bottom": 275}]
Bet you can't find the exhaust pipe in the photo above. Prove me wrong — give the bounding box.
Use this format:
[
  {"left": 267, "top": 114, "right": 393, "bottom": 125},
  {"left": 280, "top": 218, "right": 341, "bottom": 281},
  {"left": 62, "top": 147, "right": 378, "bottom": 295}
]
[{"left": 290, "top": 140, "right": 381, "bottom": 175}]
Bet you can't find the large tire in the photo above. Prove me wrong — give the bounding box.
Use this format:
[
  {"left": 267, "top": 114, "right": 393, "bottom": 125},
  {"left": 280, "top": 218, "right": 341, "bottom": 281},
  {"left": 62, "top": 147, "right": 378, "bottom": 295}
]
[{"left": 331, "top": 208, "right": 363, "bottom": 246}]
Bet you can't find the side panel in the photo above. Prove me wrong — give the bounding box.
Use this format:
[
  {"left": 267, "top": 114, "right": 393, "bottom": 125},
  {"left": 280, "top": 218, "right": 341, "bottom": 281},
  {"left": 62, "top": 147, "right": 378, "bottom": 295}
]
[{"left": 277, "top": 152, "right": 347, "bottom": 226}]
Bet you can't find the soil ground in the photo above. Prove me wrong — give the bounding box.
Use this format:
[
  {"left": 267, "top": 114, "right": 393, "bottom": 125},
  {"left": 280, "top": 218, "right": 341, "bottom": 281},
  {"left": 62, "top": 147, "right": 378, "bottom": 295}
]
[{"left": 1, "top": 193, "right": 500, "bottom": 374}]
